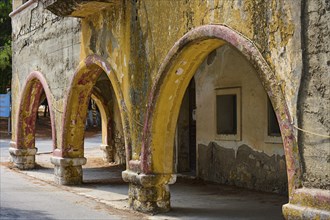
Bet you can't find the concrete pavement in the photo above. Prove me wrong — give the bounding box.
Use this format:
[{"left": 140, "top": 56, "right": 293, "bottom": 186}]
[
  {"left": 0, "top": 136, "right": 287, "bottom": 219},
  {"left": 0, "top": 165, "right": 144, "bottom": 219}
]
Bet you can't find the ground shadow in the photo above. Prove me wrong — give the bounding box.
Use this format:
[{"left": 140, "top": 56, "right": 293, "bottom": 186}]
[{"left": 0, "top": 206, "right": 54, "bottom": 220}]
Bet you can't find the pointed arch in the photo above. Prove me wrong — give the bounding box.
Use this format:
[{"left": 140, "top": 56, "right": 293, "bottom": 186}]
[
  {"left": 141, "top": 24, "right": 302, "bottom": 197},
  {"left": 90, "top": 91, "right": 111, "bottom": 146},
  {"left": 14, "top": 71, "right": 56, "bottom": 150},
  {"left": 57, "top": 54, "right": 129, "bottom": 164}
]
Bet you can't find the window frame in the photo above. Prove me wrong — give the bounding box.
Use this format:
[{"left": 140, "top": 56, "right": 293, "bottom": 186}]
[
  {"left": 214, "top": 87, "right": 241, "bottom": 141},
  {"left": 264, "top": 97, "right": 283, "bottom": 143}
]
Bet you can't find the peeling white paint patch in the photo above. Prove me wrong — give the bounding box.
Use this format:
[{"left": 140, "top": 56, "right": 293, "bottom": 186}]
[
  {"left": 175, "top": 68, "right": 184, "bottom": 75},
  {"left": 101, "top": 61, "right": 110, "bottom": 73},
  {"left": 112, "top": 62, "right": 117, "bottom": 71},
  {"left": 180, "top": 60, "right": 187, "bottom": 66}
]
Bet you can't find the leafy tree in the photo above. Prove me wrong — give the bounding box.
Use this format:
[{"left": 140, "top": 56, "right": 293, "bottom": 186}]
[{"left": 0, "top": 0, "right": 12, "bottom": 93}]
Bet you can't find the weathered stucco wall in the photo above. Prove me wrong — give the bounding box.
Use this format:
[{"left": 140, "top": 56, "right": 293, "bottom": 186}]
[
  {"left": 135, "top": 0, "right": 302, "bottom": 125},
  {"left": 298, "top": 0, "right": 330, "bottom": 189},
  {"left": 11, "top": 0, "right": 330, "bottom": 216},
  {"left": 194, "top": 45, "right": 287, "bottom": 194},
  {"left": 11, "top": 1, "right": 81, "bottom": 147},
  {"left": 81, "top": 0, "right": 302, "bottom": 158},
  {"left": 196, "top": 46, "right": 283, "bottom": 156}
]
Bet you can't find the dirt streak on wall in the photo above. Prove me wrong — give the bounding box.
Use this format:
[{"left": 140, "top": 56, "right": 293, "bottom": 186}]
[
  {"left": 298, "top": 0, "right": 330, "bottom": 189},
  {"left": 77, "top": 0, "right": 302, "bottom": 158},
  {"left": 11, "top": 1, "right": 80, "bottom": 147}
]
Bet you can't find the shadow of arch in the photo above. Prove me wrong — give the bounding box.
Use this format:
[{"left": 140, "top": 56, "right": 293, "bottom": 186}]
[
  {"left": 141, "top": 24, "right": 302, "bottom": 198},
  {"left": 14, "top": 71, "right": 56, "bottom": 151},
  {"left": 57, "top": 55, "right": 129, "bottom": 165}
]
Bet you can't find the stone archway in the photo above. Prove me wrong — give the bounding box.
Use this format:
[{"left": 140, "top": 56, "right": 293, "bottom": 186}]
[
  {"left": 51, "top": 54, "right": 129, "bottom": 185},
  {"left": 124, "top": 24, "right": 302, "bottom": 213},
  {"left": 10, "top": 71, "right": 56, "bottom": 169},
  {"left": 90, "top": 92, "right": 113, "bottom": 162}
]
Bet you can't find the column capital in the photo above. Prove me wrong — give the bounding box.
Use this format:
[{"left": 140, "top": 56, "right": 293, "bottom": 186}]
[
  {"left": 50, "top": 156, "right": 87, "bottom": 167},
  {"left": 9, "top": 147, "right": 37, "bottom": 156},
  {"left": 122, "top": 170, "right": 176, "bottom": 187}
]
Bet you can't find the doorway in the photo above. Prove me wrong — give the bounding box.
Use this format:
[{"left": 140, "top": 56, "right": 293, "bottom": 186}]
[{"left": 175, "top": 78, "right": 196, "bottom": 175}]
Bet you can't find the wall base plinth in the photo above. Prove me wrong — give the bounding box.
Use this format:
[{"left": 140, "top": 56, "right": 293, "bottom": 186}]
[
  {"left": 283, "top": 188, "right": 330, "bottom": 219},
  {"left": 9, "top": 147, "right": 37, "bottom": 170},
  {"left": 100, "top": 144, "right": 114, "bottom": 162},
  {"left": 122, "top": 170, "right": 176, "bottom": 213},
  {"left": 51, "top": 156, "right": 87, "bottom": 185},
  {"left": 283, "top": 204, "right": 330, "bottom": 219}
]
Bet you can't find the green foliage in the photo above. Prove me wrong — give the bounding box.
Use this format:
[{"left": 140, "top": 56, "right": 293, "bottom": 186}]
[
  {"left": 0, "top": 0, "right": 12, "bottom": 93},
  {"left": 0, "top": 43, "right": 11, "bottom": 70}
]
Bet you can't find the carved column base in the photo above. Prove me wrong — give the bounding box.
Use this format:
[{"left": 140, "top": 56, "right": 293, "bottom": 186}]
[
  {"left": 283, "top": 203, "right": 330, "bottom": 219},
  {"left": 122, "top": 170, "right": 176, "bottom": 213},
  {"left": 50, "top": 157, "right": 87, "bottom": 185},
  {"left": 100, "top": 144, "right": 114, "bottom": 162},
  {"left": 282, "top": 188, "right": 330, "bottom": 219},
  {"left": 9, "top": 147, "right": 37, "bottom": 170}
]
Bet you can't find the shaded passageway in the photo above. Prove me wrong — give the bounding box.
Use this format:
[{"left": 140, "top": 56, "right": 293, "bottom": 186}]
[
  {"left": 1, "top": 148, "right": 287, "bottom": 220},
  {"left": 51, "top": 59, "right": 127, "bottom": 185}
]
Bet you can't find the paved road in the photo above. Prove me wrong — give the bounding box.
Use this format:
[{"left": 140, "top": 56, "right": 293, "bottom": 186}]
[
  {"left": 0, "top": 166, "right": 136, "bottom": 220},
  {"left": 0, "top": 134, "right": 102, "bottom": 158},
  {"left": 1, "top": 136, "right": 287, "bottom": 219}
]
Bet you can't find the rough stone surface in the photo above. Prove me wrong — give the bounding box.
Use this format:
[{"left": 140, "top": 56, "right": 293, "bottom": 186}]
[
  {"left": 283, "top": 204, "right": 330, "bottom": 220},
  {"left": 53, "top": 165, "right": 83, "bottom": 185},
  {"left": 198, "top": 143, "right": 288, "bottom": 195},
  {"left": 128, "top": 183, "right": 170, "bottom": 214},
  {"left": 298, "top": 0, "right": 330, "bottom": 190},
  {"left": 100, "top": 144, "right": 114, "bottom": 162},
  {"left": 51, "top": 157, "right": 86, "bottom": 185},
  {"left": 9, "top": 147, "right": 37, "bottom": 170}
]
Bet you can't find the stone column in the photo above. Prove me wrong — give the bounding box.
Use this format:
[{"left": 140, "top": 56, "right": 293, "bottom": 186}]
[
  {"left": 122, "top": 170, "right": 176, "bottom": 213},
  {"left": 9, "top": 147, "right": 37, "bottom": 170},
  {"left": 50, "top": 156, "right": 87, "bottom": 185},
  {"left": 100, "top": 144, "right": 114, "bottom": 162}
]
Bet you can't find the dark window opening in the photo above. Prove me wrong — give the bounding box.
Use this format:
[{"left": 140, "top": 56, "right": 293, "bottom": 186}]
[
  {"left": 268, "top": 98, "right": 281, "bottom": 137},
  {"left": 216, "top": 94, "right": 237, "bottom": 135}
]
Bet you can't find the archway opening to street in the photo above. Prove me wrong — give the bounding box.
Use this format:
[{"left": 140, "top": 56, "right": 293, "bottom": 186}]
[
  {"left": 12, "top": 71, "right": 56, "bottom": 170},
  {"left": 82, "top": 71, "right": 125, "bottom": 184},
  {"left": 34, "top": 91, "right": 54, "bottom": 168},
  {"left": 58, "top": 56, "right": 127, "bottom": 185},
  {"left": 141, "top": 25, "right": 301, "bottom": 216}
]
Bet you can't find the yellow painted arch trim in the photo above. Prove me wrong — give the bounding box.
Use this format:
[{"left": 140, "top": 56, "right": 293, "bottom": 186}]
[
  {"left": 61, "top": 55, "right": 130, "bottom": 162},
  {"left": 143, "top": 25, "right": 301, "bottom": 197}
]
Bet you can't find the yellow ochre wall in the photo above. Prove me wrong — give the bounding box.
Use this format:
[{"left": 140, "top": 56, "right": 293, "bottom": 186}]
[{"left": 80, "top": 0, "right": 302, "bottom": 161}]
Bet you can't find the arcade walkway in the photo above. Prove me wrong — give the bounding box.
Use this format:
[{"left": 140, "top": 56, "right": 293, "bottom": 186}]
[{"left": 0, "top": 135, "right": 286, "bottom": 219}]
